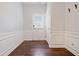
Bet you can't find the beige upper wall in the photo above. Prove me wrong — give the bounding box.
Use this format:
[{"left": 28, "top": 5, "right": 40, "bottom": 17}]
[
  {"left": 51, "top": 2, "right": 65, "bottom": 32},
  {"left": 65, "top": 2, "right": 79, "bottom": 32},
  {"left": 0, "top": 2, "right": 23, "bottom": 33}
]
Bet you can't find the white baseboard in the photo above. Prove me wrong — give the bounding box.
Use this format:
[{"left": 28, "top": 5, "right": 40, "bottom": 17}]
[
  {"left": 24, "top": 39, "right": 46, "bottom": 41},
  {"left": 24, "top": 39, "right": 32, "bottom": 41},
  {"left": 2, "top": 40, "right": 23, "bottom": 56},
  {"left": 65, "top": 45, "right": 79, "bottom": 56},
  {"left": 49, "top": 44, "right": 64, "bottom": 48},
  {"left": 65, "top": 31, "right": 79, "bottom": 56}
]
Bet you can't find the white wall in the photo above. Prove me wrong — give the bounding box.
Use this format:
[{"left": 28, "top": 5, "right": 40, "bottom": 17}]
[
  {"left": 49, "top": 3, "right": 65, "bottom": 48},
  {"left": 65, "top": 2, "right": 79, "bottom": 56},
  {"left": 0, "top": 2, "right": 79, "bottom": 56},
  {"left": 46, "top": 2, "right": 52, "bottom": 47},
  {"left": 23, "top": 3, "right": 46, "bottom": 40},
  {"left": 23, "top": 2, "right": 66, "bottom": 48},
  {"left": 46, "top": 2, "right": 79, "bottom": 55},
  {"left": 0, "top": 2, "right": 23, "bottom": 55}
]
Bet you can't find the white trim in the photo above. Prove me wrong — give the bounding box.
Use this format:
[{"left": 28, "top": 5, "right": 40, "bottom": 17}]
[
  {"left": 0, "top": 32, "right": 15, "bottom": 37},
  {"left": 24, "top": 39, "right": 46, "bottom": 41},
  {"left": 47, "top": 31, "right": 65, "bottom": 48},
  {"left": 0, "top": 31, "right": 23, "bottom": 56},
  {"left": 65, "top": 31, "right": 79, "bottom": 56},
  {"left": 65, "top": 45, "right": 79, "bottom": 56},
  {"left": 0, "top": 34, "right": 16, "bottom": 41},
  {"left": 49, "top": 44, "right": 65, "bottom": 48},
  {"left": 2, "top": 39, "right": 23, "bottom": 56},
  {"left": 24, "top": 39, "right": 32, "bottom": 41}
]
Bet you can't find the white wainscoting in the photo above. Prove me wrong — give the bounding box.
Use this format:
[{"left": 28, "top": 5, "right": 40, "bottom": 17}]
[
  {"left": 49, "top": 31, "right": 65, "bottom": 48},
  {"left": 24, "top": 30, "right": 32, "bottom": 40},
  {"left": 0, "top": 31, "right": 23, "bottom": 56},
  {"left": 24, "top": 30, "right": 46, "bottom": 40},
  {"left": 65, "top": 31, "right": 79, "bottom": 56},
  {"left": 24, "top": 30, "right": 65, "bottom": 48}
]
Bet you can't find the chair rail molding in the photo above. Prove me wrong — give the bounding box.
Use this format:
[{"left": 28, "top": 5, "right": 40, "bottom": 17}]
[{"left": 0, "top": 31, "right": 23, "bottom": 56}]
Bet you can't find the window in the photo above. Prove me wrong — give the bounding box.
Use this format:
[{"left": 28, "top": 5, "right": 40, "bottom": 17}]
[{"left": 33, "top": 15, "right": 45, "bottom": 29}]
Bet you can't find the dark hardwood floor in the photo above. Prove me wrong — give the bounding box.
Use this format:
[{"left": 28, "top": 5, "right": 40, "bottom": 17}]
[{"left": 9, "top": 40, "right": 74, "bottom": 56}]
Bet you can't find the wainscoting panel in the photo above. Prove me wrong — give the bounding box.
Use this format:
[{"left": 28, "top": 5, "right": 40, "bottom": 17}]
[
  {"left": 0, "top": 31, "right": 23, "bottom": 56},
  {"left": 49, "top": 31, "right": 65, "bottom": 48},
  {"left": 24, "top": 30, "right": 46, "bottom": 40},
  {"left": 65, "top": 31, "right": 79, "bottom": 56},
  {"left": 24, "top": 30, "right": 32, "bottom": 40}
]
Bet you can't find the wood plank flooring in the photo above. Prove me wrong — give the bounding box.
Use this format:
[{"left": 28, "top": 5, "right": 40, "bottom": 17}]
[{"left": 9, "top": 40, "right": 74, "bottom": 56}]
